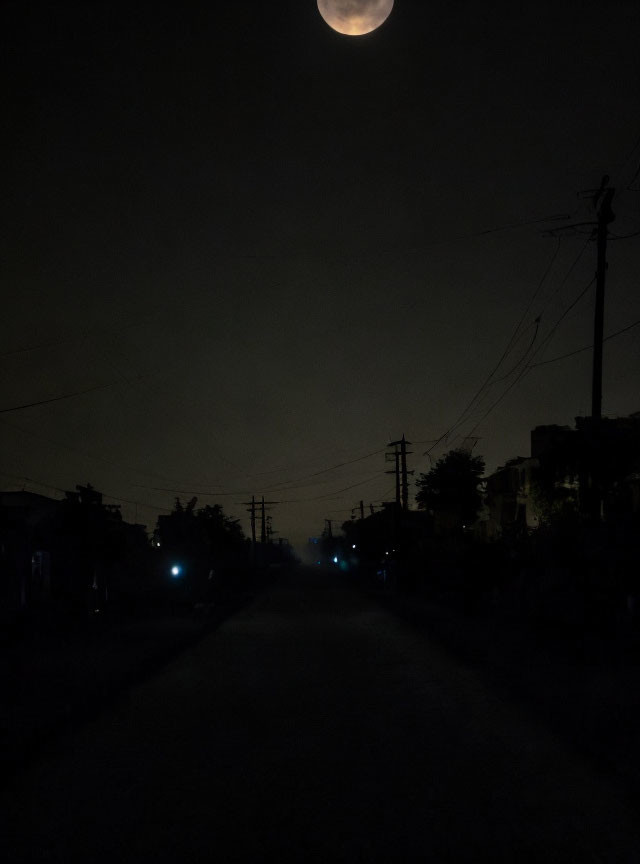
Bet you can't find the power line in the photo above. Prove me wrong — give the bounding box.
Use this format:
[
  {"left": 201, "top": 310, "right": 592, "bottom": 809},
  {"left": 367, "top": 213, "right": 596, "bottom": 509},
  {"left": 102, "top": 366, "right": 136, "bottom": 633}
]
[
  {"left": 240, "top": 448, "right": 387, "bottom": 492},
  {"left": 278, "top": 474, "right": 384, "bottom": 504},
  {"left": 446, "top": 276, "right": 594, "bottom": 447},
  {"left": 204, "top": 212, "right": 574, "bottom": 264},
  {"left": 463, "top": 278, "right": 595, "bottom": 438},
  {"left": 391, "top": 212, "right": 574, "bottom": 258},
  {"left": 0, "top": 336, "right": 85, "bottom": 359},
  {"left": 423, "top": 236, "right": 572, "bottom": 456},
  {"left": 0, "top": 382, "right": 115, "bottom": 414},
  {"left": 619, "top": 131, "right": 640, "bottom": 191},
  {"left": 441, "top": 321, "right": 544, "bottom": 449},
  {"left": 0, "top": 468, "right": 172, "bottom": 514},
  {"left": 609, "top": 229, "right": 640, "bottom": 240},
  {"left": 478, "top": 319, "right": 541, "bottom": 386},
  {"left": 304, "top": 448, "right": 385, "bottom": 478},
  {"left": 0, "top": 415, "right": 188, "bottom": 487},
  {"left": 132, "top": 447, "right": 387, "bottom": 497},
  {"left": 0, "top": 318, "right": 145, "bottom": 360},
  {"left": 529, "top": 317, "right": 640, "bottom": 368}
]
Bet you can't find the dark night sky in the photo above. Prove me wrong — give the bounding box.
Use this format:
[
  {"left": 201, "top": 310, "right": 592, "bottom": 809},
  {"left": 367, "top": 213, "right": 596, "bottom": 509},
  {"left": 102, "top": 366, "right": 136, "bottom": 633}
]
[{"left": 2, "top": 0, "right": 640, "bottom": 546}]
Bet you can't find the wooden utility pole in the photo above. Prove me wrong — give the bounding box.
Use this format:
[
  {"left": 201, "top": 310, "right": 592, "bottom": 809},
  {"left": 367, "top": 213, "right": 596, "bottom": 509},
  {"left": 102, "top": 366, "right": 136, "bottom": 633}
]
[
  {"left": 386, "top": 444, "right": 401, "bottom": 508},
  {"left": 266, "top": 515, "right": 276, "bottom": 543},
  {"left": 259, "top": 497, "right": 279, "bottom": 544},
  {"left": 542, "top": 176, "right": 616, "bottom": 420},
  {"left": 592, "top": 183, "right": 615, "bottom": 420},
  {"left": 243, "top": 496, "right": 278, "bottom": 546},
  {"left": 242, "top": 496, "right": 257, "bottom": 547},
  {"left": 387, "top": 435, "right": 414, "bottom": 511},
  {"left": 351, "top": 500, "right": 366, "bottom": 520},
  {"left": 400, "top": 435, "right": 413, "bottom": 512}
]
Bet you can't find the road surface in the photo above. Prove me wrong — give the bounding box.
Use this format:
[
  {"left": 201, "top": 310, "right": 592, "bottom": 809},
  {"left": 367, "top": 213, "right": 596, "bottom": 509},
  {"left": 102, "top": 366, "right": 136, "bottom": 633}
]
[{"left": 4, "top": 567, "right": 639, "bottom": 862}]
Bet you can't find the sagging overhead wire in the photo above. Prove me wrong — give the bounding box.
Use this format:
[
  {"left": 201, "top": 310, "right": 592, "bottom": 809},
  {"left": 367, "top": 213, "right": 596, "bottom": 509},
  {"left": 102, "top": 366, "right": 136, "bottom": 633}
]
[
  {"left": 0, "top": 413, "right": 187, "bottom": 487},
  {"left": 0, "top": 382, "right": 115, "bottom": 414},
  {"left": 529, "top": 317, "right": 640, "bottom": 369},
  {"left": 429, "top": 237, "right": 593, "bottom": 456},
  {"left": 132, "top": 447, "right": 387, "bottom": 497},
  {"left": 462, "top": 277, "right": 595, "bottom": 439},
  {"left": 278, "top": 474, "right": 386, "bottom": 505},
  {"left": 0, "top": 468, "right": 172, "bottom": 514},
  {"left": 132, "top": 466, "right": 385, "bottom": 502},
  {"left": 206, "top": 211, "right": 575, "bottom": 264},
  {"left": 423, "top": 236, "right": 567, "bottom": 457}
]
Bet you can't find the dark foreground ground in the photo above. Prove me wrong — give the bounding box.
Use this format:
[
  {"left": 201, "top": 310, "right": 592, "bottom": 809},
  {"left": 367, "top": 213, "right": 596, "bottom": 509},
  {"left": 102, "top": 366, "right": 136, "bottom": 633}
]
[
  {"left": 4, "top": 567, "right": 640, "bottom": 862},
  {"left": 1, "top": 592, "right": 252, "bottom": 779}
]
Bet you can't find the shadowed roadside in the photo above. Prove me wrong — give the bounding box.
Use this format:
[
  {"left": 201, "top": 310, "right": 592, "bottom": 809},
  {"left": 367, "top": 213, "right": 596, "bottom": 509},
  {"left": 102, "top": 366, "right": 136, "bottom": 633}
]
[{"left": 4, "top": 566, "right": 640, "bottom": 862}]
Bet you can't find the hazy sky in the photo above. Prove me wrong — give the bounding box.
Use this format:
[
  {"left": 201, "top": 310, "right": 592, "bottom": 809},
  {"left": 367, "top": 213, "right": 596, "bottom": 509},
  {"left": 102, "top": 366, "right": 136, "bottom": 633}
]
[{"left": 2, "top": 0, "right": 640, "bottom": 546}]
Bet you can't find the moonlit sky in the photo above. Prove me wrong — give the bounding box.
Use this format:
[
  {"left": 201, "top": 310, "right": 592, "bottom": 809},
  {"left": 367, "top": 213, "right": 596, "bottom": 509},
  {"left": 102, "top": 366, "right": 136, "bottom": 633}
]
[{"left": 2, "top": 1, "right": 640, "bottom": 547}]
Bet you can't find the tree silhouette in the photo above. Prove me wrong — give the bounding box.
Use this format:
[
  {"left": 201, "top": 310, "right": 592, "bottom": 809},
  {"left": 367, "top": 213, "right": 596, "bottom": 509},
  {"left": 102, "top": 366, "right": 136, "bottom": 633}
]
[
  {"left": 415, "top": 450, "right": 485, "bottom": 536},
  {"left": 156, "top": 498, "right": 247, "bottom": 579}
]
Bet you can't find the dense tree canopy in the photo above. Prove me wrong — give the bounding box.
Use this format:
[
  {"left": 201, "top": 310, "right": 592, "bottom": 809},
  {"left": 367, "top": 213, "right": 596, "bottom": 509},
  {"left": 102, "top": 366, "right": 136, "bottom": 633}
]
[
  {"left": 415, "top": 450, "right": 485, "bottom": 535},
  {"left": 156, "top": 498, "right": 247, "bottom": 565}
]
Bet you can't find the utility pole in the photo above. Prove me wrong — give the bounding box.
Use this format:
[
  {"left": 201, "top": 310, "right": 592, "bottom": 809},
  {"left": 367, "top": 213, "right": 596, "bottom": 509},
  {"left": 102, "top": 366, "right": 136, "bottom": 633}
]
[
  {"left": 542, "top": 176, "right": 616, "bottom": 419},
  {"left": 400, "top": 436, "right": 413, "bottom": 512},
  {"left": 542, "top": 177, "right": 616, "bottom": 521},
  {"left": 351, "top": 500, "right": 366, "bottom": 521},
  {"left": 324, "top": 518, "right": 333, "bottom": 539},
  {"left": 592, "top": 182, "right": 615, "bottom": 420},
  {"left": 266, "top": 515, "right": 277, "bottom": 544},
  {"left": 242, "top": 496, "right": 257, "bottom": 547},
  {"left": 588, "top": 180, "right": 615, "bottom": 520},
  {"left": 386, "top": 444, "right": 401, "bottom": 508},
  {"left": 550, "top": 174, "right": 615, "bottom": 520},
  {"left": 243, "top": 496, "right": 278, "bottom": 546},
  {"left": 387, "top": 435, "right": 414, "bottom": 512},
  {"left": 259, "top": 497, "right": 279, "bottom": 544}
]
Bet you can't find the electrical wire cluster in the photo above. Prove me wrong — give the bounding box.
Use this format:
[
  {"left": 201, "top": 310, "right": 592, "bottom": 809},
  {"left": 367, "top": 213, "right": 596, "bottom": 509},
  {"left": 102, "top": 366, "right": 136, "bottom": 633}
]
[{"left": 2, "top": 166, "right": 639, "bottom": 531}]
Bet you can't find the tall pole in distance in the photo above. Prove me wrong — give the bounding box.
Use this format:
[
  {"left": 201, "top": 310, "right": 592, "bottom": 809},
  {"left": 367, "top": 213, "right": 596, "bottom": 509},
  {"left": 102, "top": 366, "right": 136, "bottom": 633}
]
[
  {"left": 592, "top": 185, "right": 615, "bottom": 420},
  {"left": 388, "top": 436, "right": 413, "bottom": 512},
  {"left": 249, "top": 496, "right": 256, "bottom": 547},
  {"left": 359, "top": 499, "right": 365, "bottom": 520},
  {"left": 385, "top": 443, "right": 400, "bottom": 508},
  {"left": 243, "top": 497, "right": 279, "bottom": 547},
  {"left": 260, "top": 496, "right": 267, "bottom": 544},
  {"left": 266, "top": 515, "right": 275, "bottom": 543},
  {"left": 400, "top": 435, "right": 414, "bottom": 512},
  {"left": 242, "top": 497, "right": 257, "bottom": 562}
]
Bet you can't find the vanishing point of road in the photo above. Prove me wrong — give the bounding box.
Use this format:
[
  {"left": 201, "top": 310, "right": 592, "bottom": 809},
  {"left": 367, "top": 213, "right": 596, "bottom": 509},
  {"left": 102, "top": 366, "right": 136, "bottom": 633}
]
[{"left": 5, "top": 567, "right": 639, "bottom": 862}]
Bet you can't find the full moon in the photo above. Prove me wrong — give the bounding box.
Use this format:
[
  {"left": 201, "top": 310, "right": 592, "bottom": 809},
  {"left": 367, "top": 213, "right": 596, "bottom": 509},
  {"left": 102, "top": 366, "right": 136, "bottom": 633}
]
[{"left": 317, "top": 0, "right": 394, "bottom": 36}]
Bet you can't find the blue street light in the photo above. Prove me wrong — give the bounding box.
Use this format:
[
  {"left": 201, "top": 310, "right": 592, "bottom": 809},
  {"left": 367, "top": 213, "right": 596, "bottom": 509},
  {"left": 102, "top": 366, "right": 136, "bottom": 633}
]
[{"left": 170, "top": 565, "right": 182, "bottom": 578}]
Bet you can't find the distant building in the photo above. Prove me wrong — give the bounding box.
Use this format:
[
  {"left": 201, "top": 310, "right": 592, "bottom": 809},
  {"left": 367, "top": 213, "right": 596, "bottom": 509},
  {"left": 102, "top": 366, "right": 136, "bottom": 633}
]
[
  {"left": 482, "top": 413, "right": 640, "bottom": 537},
  {"left": 483, "top": 456, "right": 539, "bottom": 538},
  {"left": 1, "top": 484, "right": 150, "bottom": 617},
  {"left": 0, "top": 491, "right": 60, "bottom": 611}
]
